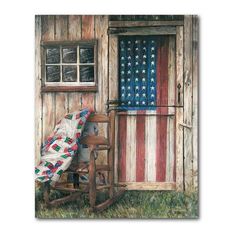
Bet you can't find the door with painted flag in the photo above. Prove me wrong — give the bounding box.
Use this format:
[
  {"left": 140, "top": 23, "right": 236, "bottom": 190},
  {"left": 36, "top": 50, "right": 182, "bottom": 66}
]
[{"left": 112, "top": 33, "right": 181, "bottom": 190}]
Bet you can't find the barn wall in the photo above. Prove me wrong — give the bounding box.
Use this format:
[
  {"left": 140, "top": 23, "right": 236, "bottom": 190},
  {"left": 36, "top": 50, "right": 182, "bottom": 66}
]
[{"left": 35, "top": 15, "right": 199, "bottom": 192}]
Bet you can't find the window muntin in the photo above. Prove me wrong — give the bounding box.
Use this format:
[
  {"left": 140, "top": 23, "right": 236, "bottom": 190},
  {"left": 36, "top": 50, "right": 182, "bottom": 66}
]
[{"left": 119, "top": 36, "right": 158, "bottom": 110}]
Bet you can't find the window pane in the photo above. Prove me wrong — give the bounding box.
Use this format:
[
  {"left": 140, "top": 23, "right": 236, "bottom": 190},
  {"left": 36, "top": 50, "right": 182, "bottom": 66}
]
[
  {"left": 46, "top": 66, "right": 60, "bottom": 82},
  {"left": 62, "top": 47, "right": 77, "bottom": 63},
  {"left": 46, "top": 48, "right": 60, "bottom": 64},
  {"left": 79, "top": 47, "right": 94, "bottom": 63},
  {"left": 80, "top": 66, "right": 94, "bottom": 82},
  {"left": 62, "top": 65, "right": 77, "bottom": 82}
]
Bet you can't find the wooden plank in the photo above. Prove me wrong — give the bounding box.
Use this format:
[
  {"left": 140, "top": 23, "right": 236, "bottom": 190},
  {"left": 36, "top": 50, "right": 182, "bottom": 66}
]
[
  {"left": 192, "top": 16, "right": 199, "bottom": 191},
  {"left": 80, "top": 135, "right": 109, "bottom": 145},
  {"left": 55, "top": 15, "right": 68, "bottom": 40},
  {"left": 81, "top": 15, "right": 95, "bottom": 110},
  {"left": 87, "top": 114, "right": 109, "bottom": 123},
  {"left": 108, "top": 26, "right": 176, "bottom": 35},
  {"left": 145, "top": 113, "right": 156, "bottom": 182},
  {"left": 176, "top": 26, "right": 184, "bottom": 106},
  {"left": 41, "top": 15, "right": 55, "bottom": 141},
  {"left": 183, "top": 15, "right": 193, "bottom": 192},
  {"left": 126, "top": 116, "right": 136, "bottom": 182},
  {"left": 68, "top": 15, "right": 82, "bottom": 113},
  {"left": 118, "top": 115, "right": 127, "bottom": 182},
  {"left": 166, "top": 36, "right": 176, "bottom": 182},
  {"left": 119, "top": 182, "right": 176, "bottom": 190},
  {"left": 41, "top": 86, "right": 97, "bottom": 93},
  {"left": 109, "top": 20, "right": 184, "bottom": 28},
  {"left": 176, "top": 26, "right": 184, "bottom": 191},
  {"left": 35, "top": 16, "right": 42, "bottom": 165},
  {"left": 136, "top": 111, "right": 145, "bottom": 182},
  {"left": 108, "top": 35, "right": 118, "bottom": 182},
  {"left": 55, "top": 93, "right": 68, "bottom": 123},
  {"left": 42, "top": 93, "right": 55, "bottom": 140}
]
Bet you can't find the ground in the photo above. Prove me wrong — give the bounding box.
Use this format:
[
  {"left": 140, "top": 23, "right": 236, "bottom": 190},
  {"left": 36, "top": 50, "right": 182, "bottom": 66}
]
[{"left": 35, "top": 186, "right": 198, "bottom": 219}]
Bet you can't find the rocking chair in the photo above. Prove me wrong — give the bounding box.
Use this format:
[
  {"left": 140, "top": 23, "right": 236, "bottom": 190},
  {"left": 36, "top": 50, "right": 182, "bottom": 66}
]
[{"left": 43, "top": 110, "right": 126, "bottom": 212}]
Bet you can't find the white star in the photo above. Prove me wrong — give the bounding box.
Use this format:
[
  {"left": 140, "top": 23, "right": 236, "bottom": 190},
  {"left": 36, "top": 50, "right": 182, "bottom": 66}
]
[
  {"left": 135, "top": 40, "right": 138, "bottom": 44},
  {"left": 142, "top": 93, "right": 146, "bottom": 97},
  {"left": 128, "top": 48, "right": 131, "bottom": 51},
  {"left": 142, "top": 70, "right": 146, "bottom": 74},
  {"left": 151, "top": 40, "right": 155, "bottom": 43},
  {"left": 135, "top": 55, "right": 139, "bottom": 59},
  {"left": 142, "top": 101, "right": 145, "bottom": 105},
  {"left": 151, "top": 101, "right": 154, "bottom": 105},
  {"left": 128, "top": 41, "right": 131, "bottom": 44},
  {"left": 121, "top": 94, "right": 125, "bottom": 97},
  {"left": 151, "top": 61, "right": 155, "bottom": 65},
  {"left": 135, "top": 48, "right": 138, "bottom": 51},
  {"left": 142, "top": 78, "right": 146, "bottom": 82},
  {"left": 121, "top": 86, "right": 125, "bottom": 89},
  {"left": 128, "top": 62, "right": 131, "bottom": 66},
  {"left": 151, "top": 86, "right": 155, "bottom": 90},
  {"left": 143, "top": 55, "right": 147, "bottom": 59},
  {"left": 128, "top": 70, "right": 131, "bottom": 74},
  {"left": 135, "top": 86, "right": 139, "bottom": 90},
  {"left": 143, "top": 40, "right": 146, "bottom": 44},
  {"left": 142, "top": 61, "right": 146, "bottom": 65},
  {"left": 151, "top": 78, "right": 154, "bottom": 82},
  {"left": 135, "top": 62, "right": 139, "bottom": 65},
  {"left": 135, "top": 78, "right": 138, "bottom": 82},
  {"left": 121, "top": 71, "right": 124, "bottom": 75},
  {"left": 151, "top": 94, "right": 155, "bottom": 98},
  {"left": 127, "top": 86, "right": 131, "bottom": 90},
  {"left": 128, "top": 93, "right": 131, "bottom": 97},
  {"left": 151, "top": 69, "right": 155, "bottom": 74},
  {"left": 128, "top": 101, "right": 131, "bottom": 105},
  {"left": 143, "top": 47, "right": 146, "bottom": 50},
  {"left": 121, "top": 56, "right": 124, "bottom": 60},
  {"left": 136, "top": 101, "right": 139, "bottom": 105},
  {"left": 151, "top": 47, "right": 155, "bottom": 51},
  {"left": 121, "top": 48, "right": 124, "bottom": 51},
  {"left": 128, "top": 56, "right": 131, "bottom": 60},
  {"left": 142, "top": 86, "right": 146, "bottom": 90},
  {"left": 121, "top": 41, "right": 124, "bottom": 44},
  {"left": 136, "top": 70, "right": 139, "bottom": 74},
  {"left": 121, "top": 63, "right": 125, "bottom": 67},
  {"left": 136, "top": 93, "right": 139, "bottom": 97},
  {"left": 121, "top": 79, "right": 125, "bottom": 82},
  {"left": 151, "top": 54, "right": 155, "bottom": 58},
  {"left": 128, "top": 78, "right": 131, "bottom": 82}
]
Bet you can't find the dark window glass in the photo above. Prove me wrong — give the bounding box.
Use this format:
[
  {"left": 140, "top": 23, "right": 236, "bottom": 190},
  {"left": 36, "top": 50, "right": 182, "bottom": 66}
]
[
  {"left": 62, "top": 65, "right": 77, "bottom": 82},
  {"left": 46, "top": 66, "right": 60, "bottom": 82},
  {"left": 62, "top": 47, "right": 77, "bottom": 63},
  {"left": 46, "top": 48, "right": 60, "bottom": 64},
  {"left": 80, "top": 66, "right": 94, "bottom": 82},
  {"left": 79, "top": 47, "right": 94, "bottom": 63}
]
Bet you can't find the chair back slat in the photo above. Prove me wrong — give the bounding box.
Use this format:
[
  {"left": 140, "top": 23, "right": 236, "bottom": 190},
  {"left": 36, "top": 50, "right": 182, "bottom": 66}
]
[{"left": 87, "top": 114, "right": 109, "bottom": 123}]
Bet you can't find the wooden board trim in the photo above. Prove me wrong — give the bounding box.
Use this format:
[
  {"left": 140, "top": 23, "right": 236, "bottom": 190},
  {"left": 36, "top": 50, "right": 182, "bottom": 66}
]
[
  {"left": 41, "top": 86, "right": 97, "bottom": 92},
  {"left": 41, "top": 39, "right": 97, "bottom": 46},
  {"left": 108, "top": 26, "right": 176, "bottom": 35},
  {"left": 109, "top": 20, "right": 184, "bottom": 28},
  {"left": 120, "top": 182, "right": 176, "bottom": 190}
]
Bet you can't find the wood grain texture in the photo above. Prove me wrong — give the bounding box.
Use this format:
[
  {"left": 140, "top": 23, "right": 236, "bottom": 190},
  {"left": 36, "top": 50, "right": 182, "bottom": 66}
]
[
  {"left": 35, "top": 16, "right": 42, "bottom": 165},
  {"left": 55, "top": 93, "right": 68, "bottom": 122},
  {"left": 136, "top": 111, "right": 145, "bottom": 182},
  {"left": 175, "top": 26, "right": 184, "bottom": 191},
  {"left": 118, "top": 115, "right": 127, "bottom": 182},
  {"left": 119, "top": 182, "right": 176, "bottom": 190},
  {"left": 67, "top": 15, "right": 82, "bottom": 113},
  {"left": 183, "top": 15, "right": 193, "bottom": 192},
  {"left": 41, "top": 15, "right": 55, "bottom": 141},
  {"left": 126, "top": 116, "right": 136, "bottom": 182},
  {"left": 192, "top": 16, "right": 199, "bottom": 191},
  {"left": 109, "top": 20, "right": 184, "bottom": 27}
]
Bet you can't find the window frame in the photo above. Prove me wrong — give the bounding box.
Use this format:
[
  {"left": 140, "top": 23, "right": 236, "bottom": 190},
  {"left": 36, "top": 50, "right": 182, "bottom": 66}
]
[{"left": 41, "top": 40, "right": 98, "bottom": 92}]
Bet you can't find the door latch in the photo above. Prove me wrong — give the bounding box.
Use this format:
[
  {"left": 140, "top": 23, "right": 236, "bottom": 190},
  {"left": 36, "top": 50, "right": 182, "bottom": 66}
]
[{"left": 177, "top": 83, "right": 181, "bottom": 104}]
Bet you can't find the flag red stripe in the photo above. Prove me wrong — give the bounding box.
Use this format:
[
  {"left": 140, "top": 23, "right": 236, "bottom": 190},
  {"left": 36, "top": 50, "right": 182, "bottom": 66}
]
[
  {"left": 118, "top": 115, "right": 127, "bottom": 182},
  {"left": 136, "top": 111, "right": 146, "bottom": 182},
  {"left": 156, "top": 37, "right": 169, "bottom": 182}
]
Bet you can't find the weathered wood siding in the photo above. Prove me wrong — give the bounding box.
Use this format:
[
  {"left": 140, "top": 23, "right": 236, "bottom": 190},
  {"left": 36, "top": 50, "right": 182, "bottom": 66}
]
[{"left": 35, "top": 15, "right": 198, "bottom": 192}]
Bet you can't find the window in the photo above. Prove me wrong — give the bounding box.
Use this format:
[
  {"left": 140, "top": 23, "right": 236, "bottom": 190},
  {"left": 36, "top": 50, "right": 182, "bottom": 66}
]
[
  {"left": 119, "top": 36, "right": 158, "bottom": 110},
  {"left": 42, "top": 41, "right": 97, "bottom": 92}
]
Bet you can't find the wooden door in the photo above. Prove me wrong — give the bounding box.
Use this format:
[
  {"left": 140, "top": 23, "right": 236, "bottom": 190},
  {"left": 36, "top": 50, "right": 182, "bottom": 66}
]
[{"left": 109, "top": 33, "right": 180, "bottom": 190}]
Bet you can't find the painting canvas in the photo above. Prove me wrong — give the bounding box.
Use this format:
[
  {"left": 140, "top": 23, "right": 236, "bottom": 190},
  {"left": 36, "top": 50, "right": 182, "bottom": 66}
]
[{"left": 35, "top": 15, "right": 199, "bottom": 219}]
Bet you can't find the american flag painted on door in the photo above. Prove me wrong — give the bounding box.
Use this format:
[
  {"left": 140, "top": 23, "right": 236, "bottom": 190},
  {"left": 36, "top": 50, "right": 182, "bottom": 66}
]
[{"left": 118, "top": 36, "right": 176, "bottom": 183}]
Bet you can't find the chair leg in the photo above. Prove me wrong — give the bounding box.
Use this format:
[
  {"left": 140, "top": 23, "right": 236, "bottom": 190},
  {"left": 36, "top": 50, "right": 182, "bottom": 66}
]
[{"left": 89, "top": 150, "right": 96, "bottom": 210}]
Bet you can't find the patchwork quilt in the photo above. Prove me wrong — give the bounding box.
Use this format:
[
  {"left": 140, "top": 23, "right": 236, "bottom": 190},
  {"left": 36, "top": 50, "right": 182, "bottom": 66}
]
[{"left": 35, "top": 108, "right": 92, "bottom": 184}]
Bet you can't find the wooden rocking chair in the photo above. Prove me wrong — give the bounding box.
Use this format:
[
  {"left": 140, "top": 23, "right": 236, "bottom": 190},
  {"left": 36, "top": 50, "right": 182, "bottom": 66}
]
[{"left": 43, "top": 110, "right": 126, "bottom": 212}]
